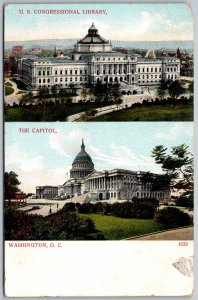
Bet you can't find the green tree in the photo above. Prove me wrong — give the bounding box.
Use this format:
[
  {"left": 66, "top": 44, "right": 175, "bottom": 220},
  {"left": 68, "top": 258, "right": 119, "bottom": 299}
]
[
  {"left": 19, "top": 91, "right": 34, "bottom": 105},
  {"left": 51, "top": 85, "right": 58, "bottom": 99},
  {"left": 188, "top": 81, "right": 194, "bottom": 97},
  {"left": 37, "top": 86, "right": 49, "bottom": 120},
  {"left": 156, "top": 81, "right": 167, "bottom": 100},
  {"left": 152, "top": 144, "right": 193, "bottom": 193},
  {"left": 80, "top": 87, "right": 88, "bottom": 101},
  {"left": 4, "top": 171, "right": 21, "bottom": 202},
  {"left": 168, "top": 80, "right": 185, "bottom": 99}
]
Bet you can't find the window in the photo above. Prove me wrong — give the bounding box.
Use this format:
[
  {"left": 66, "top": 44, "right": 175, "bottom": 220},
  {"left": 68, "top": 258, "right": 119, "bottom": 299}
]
[
  {"left": 70, "top": 70, "right": 73, "bottom": 74},
  {"left": 155, "top": 68, "right": 157, "bottom": 72},
  {"left": 39, "top": 79, "right": 41, "bottom": 83},
  {"left": 80, "top": 77, "right": 82, "bottom": 81},
  {"left": 60, "top": 70, "right": 63, "bottom": 75},
  {"left": 70, "top": 77, "right": 72, "bottom": 81},
  {"left": 65, "top": 78, "right": 67, "bottom": 81},
  {"left": 85, "top": 77, "right": 87, "bottom": 81},
  {"left": 47, "top": 78, "right": 50, "bottom": 83},
  {"left": 55, "top": 78, "right": 58, "bottom": 82},
  {"left": 43, "top": 79, "right": 45, "bottom": 83},
  {"left": 65, "top": 70, "right": 67, "bottom": 75},
  {"left": 151, "top": 68, "right": 153, "bottom": 72},
  {"left": 38, "top": 71, "right": 41, "bottom": 76},
  {"left": 47, "top": 71, "right": 50, "bottom": 75},
  {"left": 43, "top": 71, "right": 45, "bottom": 76},
  {"left": 75, "top": 77, "right": 77, "bottom": 81},
  {"left": 147, "top": 68, "right": 149, "bottom": 72},
  {"left": 80, "top": 69, "right": 82, "bottom": 74},
  {"left": 159, "top": 68, "right": 161, "bottom": 72},
  {"left": 55, "top": 70, "right": 57, "bottom": 75},
  {"left": 85, "top": 69, "right": 87, "bottom": 75},
  {"left": 60, "top": 78, "right": 62, "bottom": 82},
  {"left": 75, "top": 70, "right": 77, "bottom": 75},
  {"left": 142, "top": 68, "right": 145, "bottom": 72}
]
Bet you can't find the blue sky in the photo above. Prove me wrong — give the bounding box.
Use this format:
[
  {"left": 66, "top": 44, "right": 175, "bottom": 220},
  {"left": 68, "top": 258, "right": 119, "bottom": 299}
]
[
  {"left": 5, "top": 122, "right": 193, "bottom": 193},
  {"left": 4, "top": 3, "right": 193, "bottom": 41}
]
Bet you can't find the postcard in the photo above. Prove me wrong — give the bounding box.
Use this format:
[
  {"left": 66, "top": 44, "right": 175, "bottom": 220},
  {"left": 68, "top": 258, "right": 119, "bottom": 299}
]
[{"left": 4, "top": 3, "right": 194, "bottom": 297}]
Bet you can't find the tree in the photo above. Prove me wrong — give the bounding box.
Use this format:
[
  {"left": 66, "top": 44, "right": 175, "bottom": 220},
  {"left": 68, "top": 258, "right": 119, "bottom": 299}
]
[
  {"left": 19, "top": 92, "right": 34, "bottom": 105},
  {"left": 168, "top": 80, "right": 185, "bottom": 99},
  {"left": 37, "top": 86, "right": 49, "bottom": 120},
  {"left": 152, "top": 144, "right": 193, "bottom": 194},
  {"left": 156, "top": 81, "right": 167, "bottom": 100},
  {"left": 188, "top": 81, "right": 194, "bottom": 97},
  {"left": 80, "top": 87, "right": 88, "bottom": 101},
  {"left": 4, "top": 171, "right": 21, "bottom": 202}
]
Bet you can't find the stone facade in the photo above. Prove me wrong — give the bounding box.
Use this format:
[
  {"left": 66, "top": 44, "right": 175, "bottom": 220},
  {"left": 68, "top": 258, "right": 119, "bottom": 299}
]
[
  {"left": 36, "top": 186, "right": 58, "bottom": 199},
  {"left": 18, "top": 23, "right": 180, "bottom": 90},
  {"left": 59, "top": 141, "right": 171, "bottom": 201}
]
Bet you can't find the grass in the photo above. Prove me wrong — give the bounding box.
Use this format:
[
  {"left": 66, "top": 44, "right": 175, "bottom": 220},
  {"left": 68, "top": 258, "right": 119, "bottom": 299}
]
[
  {"left": 5, "top": 86, "right": 14, "bottom": 96},
  {"left": 4, "top": 102, "right": 113, "bottom": 122},
  {"left": 90, "top": 103, "right": 193, "bottom": 122},
  {"left": 79, "top": 213, "right": 167, "bottom": 240}
]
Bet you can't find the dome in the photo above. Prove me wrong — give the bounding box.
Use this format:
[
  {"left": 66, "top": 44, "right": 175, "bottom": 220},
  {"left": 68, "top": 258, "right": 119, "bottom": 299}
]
[
  {"left": 78, "top": 23, "right": 109, "bottom": 44},
  {"left": 70, "top": 140, "right": 94, "bottom": 179}
]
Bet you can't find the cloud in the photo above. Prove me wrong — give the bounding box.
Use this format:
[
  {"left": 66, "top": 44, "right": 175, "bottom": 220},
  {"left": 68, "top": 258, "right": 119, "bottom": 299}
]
[
  {"left": 49, "top": 129, "right": 90, "bottom": 157},
  {"left": 155, "top": 123, "right": 193, "bottom": 140},
  {"left": 5, "top": 142, "right": 71, "bottom": 193},
  {"left": 119, "top": 10, "right": 193, "bottom": 41},
  {"left": 5, "top": 143, "right": 44, "bottom": 172},
  {"left": 89, "top": 143, "right": 162, "bottom": 173}
]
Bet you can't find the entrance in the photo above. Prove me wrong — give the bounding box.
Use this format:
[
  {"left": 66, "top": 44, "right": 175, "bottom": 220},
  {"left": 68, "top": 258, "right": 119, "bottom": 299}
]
[{"left": 99, "top": 193, "right": 103, "bottom": 200}]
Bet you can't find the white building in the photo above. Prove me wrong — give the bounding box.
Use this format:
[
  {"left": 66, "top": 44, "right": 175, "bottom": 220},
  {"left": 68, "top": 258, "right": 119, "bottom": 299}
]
[
  {"left": 36, "top": 186, "right": 58, "bottom": 199},
  {"left": 18, "top": 23, "right": 180, "bottom": 90},
  {"left": 59, "top": 140, "right": 171, "bottom": 201}
]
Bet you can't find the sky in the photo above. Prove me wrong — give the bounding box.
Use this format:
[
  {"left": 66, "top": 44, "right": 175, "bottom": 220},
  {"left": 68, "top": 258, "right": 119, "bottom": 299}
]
[
  {"left": 4, "top": 3, "right": 193, "bottom": 42},
  {"left": 5, "top": 122, "right": 193, "bottom": 193}
]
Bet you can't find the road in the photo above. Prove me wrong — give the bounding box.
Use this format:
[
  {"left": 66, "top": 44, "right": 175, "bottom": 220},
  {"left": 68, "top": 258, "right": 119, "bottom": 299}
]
[{"left": 130, "top": 227, "right": 193, "bottom": 240}]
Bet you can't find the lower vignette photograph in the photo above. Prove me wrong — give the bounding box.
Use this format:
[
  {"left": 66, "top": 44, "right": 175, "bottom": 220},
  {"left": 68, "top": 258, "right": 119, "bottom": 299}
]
[{"left": 4, "top": 122, "right": 194, "bottom": 297}]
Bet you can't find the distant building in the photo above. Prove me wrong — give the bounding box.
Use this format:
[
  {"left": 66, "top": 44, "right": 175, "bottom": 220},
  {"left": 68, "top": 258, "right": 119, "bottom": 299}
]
[
  {"left": 36, "top": 186, "right": 58, "bottom": 199},
  {"left": 18, "top": 23, "right": 180, "bottom": 90},
  {"left": 30, "top": 48, "right": 42, "bottom": 55},
  {"left": 59, "top": 140, "right": 171, "bottom": 201},
  {"left": 12, "top": 45, "right": 24, "bottom": 56}
]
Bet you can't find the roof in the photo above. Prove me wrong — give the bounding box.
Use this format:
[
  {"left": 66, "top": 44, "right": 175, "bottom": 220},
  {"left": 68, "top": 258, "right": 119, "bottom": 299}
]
[
  {"left": 24, "top": 57, "right": 86, "bottom": 64},
  {"left": 72, "top": 140, "right": 94, "bottom": 167},
  {"left": 78, "top": 23, "right": 109, "bottom": 44}
]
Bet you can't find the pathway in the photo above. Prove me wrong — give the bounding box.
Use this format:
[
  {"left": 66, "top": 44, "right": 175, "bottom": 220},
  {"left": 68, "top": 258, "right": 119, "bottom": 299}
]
[{"left": 129, "top": 227, "right": 193, "bottom": 240}]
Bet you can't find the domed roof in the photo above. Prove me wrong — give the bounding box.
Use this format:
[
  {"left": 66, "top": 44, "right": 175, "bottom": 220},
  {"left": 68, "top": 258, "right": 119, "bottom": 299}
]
[
  {"left": 78, "top": 23, "right": 109, "bottom": 44},
  {"left": 72, "top": 139, "right": 94, "bottom": 166}
]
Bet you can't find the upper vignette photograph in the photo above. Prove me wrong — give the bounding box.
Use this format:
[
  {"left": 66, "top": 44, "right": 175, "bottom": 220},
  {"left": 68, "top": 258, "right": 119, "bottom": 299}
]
[{"left": 4, "top": 3, "right": 193, "bottom": 122}]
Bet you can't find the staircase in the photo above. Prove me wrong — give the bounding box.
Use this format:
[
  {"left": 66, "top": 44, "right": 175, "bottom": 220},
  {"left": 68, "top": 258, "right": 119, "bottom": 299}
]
[{"left": 69, "top": 192, "right": 97, "bottom": 203}]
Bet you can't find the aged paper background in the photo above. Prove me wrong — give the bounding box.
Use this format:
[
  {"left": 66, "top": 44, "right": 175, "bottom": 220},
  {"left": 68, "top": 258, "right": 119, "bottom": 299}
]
[{"left": 2, "top": 0, "right": 198, "bottom": 299}]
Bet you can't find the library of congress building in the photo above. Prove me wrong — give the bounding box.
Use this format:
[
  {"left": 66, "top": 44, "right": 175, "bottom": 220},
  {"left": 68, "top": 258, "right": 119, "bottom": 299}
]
[{"left": 18, "top": 23, "right": 180, "bottom": 90}]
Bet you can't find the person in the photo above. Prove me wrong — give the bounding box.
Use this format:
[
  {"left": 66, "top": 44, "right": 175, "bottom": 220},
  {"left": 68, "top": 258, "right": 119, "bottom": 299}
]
[
  {"left": 49, "top": 206, "right": 52, "bottom": 214},
  {"left": 57, "top": 203, "right": 59, "bottom": 209}
]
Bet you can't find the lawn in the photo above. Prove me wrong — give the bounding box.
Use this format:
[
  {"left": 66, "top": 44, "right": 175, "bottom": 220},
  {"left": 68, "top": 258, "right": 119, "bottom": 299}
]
[
  {"left": 5, "top": 102, "right": 113, "bottom": 122},
  {"left": 80, "top": 214, "right": 167, "bottom": 240},
  {"left": 5, "top": 85, "right": 14, "bottom": 96},
  {"left": 90, "top": 104, "right": 193, "bottom": 121}
]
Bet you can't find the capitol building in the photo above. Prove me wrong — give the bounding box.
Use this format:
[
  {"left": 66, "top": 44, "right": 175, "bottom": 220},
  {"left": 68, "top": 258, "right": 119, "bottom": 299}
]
[
  {"left": 40, "top": 140, "right": 171, "bottom": 202},
  {"left": 19, "top": 23, "right": 180, "bottom": 90}
]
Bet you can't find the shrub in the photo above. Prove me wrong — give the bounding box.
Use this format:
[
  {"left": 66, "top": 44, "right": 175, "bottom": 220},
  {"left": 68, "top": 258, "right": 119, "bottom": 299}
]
[
  {"left": 77, "top": 202, "right": 94, "bottom": 214},
  {"left": 175, "top": 192, "right": 194, "bottom": 209},
  {"left": 62, "top": 202, "right": 76, "bottom": 212},
  {"left": 111, "top": 202, "right": 135, "bottom": 218},
  {"left": 155, "top": 207, "right": 193, "bottom": 226}
]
